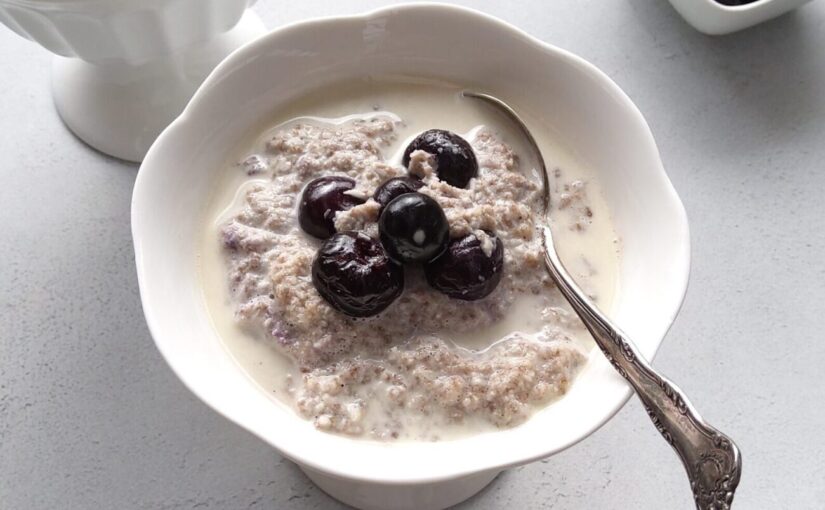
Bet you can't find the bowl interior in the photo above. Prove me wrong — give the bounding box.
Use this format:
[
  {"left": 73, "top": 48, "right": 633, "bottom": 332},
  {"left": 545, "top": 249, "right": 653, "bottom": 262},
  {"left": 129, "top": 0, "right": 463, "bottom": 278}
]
[{"left": 133, "top": 4, "right": 689, "bottom": 483}]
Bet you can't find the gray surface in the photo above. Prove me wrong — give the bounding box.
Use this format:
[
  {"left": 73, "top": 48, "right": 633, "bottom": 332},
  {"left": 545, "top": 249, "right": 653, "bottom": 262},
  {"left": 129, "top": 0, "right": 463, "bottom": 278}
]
[{"left": 1, "top": 0, "right": 824, "bottom": 508}]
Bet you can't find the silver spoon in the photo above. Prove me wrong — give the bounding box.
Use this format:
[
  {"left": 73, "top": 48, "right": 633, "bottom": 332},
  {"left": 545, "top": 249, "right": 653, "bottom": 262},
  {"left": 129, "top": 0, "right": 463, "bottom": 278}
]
[{"left": 462, "top": 91, "right": 742, "bottom": 510}]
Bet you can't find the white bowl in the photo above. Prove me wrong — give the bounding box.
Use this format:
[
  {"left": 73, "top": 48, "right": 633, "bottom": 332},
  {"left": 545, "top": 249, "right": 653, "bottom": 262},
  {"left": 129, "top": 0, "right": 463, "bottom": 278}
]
[
  {"left": 132, "top": 4, "right": 690, "bottom": 510},
  {"left": 668, "top": 0, "right": 813, "bottom": 34},
  {"left": 0, "top": 0, "right": 257, "bottom": 64},
  {"left": 0, "top": 0, "right": 264, "bottom": 161}
]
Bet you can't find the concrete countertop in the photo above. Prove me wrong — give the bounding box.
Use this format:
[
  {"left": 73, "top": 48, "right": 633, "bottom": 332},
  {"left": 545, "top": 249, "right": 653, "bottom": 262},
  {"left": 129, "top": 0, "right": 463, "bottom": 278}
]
[{"left": 1, "top": 1, "right": 824, "bottom": 508}]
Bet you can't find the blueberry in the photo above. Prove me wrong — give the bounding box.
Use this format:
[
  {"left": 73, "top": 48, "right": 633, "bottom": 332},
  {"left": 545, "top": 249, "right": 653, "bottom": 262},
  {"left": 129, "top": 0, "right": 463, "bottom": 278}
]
[
  {"left": 373, "top": 176, "right": 423, "bottom": 213},
  {"left": 379, "top": 193, "right": 449, "bottom": 264},
  {"left": 425, "top": 231, "right": 504, "bottom": 300},
  {"left": 312, "top": 231, "right": 403, "bottom": 317},
  {"left": 299, "top": 176, "right": 365, "bottom": 239},
  {"left": 402, "top": 129, "right": 478, "bottom": 188}
]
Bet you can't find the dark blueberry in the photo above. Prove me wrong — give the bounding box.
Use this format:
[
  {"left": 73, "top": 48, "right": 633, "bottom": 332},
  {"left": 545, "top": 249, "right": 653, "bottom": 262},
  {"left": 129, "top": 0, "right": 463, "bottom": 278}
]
[
  {"left": 299, "top": 176, "right": 365, "bottom": 239},
  {"left": 373, "top": 176, "right": 424, "bottom": 213},
  {"left": 378, "top": 193, "right": 449, "bottom": 264},
  {"left": 425, "top": 231, "right": 504, "bottom": 301},
  {"left": 402, "top": 129, "right": 478, "bottom": 188},
  {"left": 311, "top": 232, "right": 403, "bottom": 317}
]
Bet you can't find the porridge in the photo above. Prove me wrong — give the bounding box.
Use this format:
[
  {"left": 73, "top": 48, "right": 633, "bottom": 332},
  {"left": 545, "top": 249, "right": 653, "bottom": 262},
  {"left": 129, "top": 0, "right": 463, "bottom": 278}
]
[{"left": 199, "top": 82, "right": 620, "bottom": 441}]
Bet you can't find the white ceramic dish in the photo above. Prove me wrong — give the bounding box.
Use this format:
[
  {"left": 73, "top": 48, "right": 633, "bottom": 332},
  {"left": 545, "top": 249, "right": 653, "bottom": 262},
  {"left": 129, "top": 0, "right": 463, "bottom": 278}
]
[
  {"left": 0, "top": 0, "right": 265, "bottom": 161},
  {"left": 668, "top": 0, "right": 813, "bottom": 34},
  {"left": 132, "top": 4, "right": 691, "bottom": 510}
]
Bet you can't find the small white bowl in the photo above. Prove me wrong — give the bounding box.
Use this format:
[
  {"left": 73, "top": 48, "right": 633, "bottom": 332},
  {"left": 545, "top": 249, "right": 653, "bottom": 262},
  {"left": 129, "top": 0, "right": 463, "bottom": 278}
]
[
  {"left": 668, "top": 0, "right": 813, "bottom": 34},
  {"left": 0, "top": 0, "right": 264, "bottom": 161},
  {"left": 132, "top": 4, "right": 690, "bottom": 510},
  {"left": 0, "top": 0, "right": 257, "bottom": 64}
]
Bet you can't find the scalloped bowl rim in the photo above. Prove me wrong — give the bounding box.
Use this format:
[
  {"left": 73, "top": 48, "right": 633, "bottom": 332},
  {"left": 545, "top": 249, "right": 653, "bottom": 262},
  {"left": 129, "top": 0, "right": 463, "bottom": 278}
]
[{"left": 132, "top": 3, "right": 690, "bottom": 485}]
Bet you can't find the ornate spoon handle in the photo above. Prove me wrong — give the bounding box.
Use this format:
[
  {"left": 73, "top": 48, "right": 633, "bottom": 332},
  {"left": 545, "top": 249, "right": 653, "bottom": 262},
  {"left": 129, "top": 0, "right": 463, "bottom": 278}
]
[
  {"left": 542, "top": 227, "right": 742, "bottom": 510},
  {"left": 461, "top": 90, "right": 741, "bottom": 509}
]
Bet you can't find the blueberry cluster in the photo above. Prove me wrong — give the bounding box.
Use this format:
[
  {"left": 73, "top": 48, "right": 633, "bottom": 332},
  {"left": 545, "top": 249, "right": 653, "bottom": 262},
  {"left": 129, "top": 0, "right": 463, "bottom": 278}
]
[{"left": 300, "top": 129, "right": 505, "bottom": 317}]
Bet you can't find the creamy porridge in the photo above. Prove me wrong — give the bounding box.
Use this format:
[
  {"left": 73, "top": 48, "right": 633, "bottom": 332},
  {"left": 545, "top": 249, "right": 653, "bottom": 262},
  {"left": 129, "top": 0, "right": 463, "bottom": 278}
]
[{"left": 199, "top": 81, "right": 620, "bottom": 441}]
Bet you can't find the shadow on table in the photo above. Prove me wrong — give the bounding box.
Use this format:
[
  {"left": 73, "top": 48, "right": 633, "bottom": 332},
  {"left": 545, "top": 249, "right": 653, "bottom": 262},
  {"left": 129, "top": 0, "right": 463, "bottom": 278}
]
[{"left": 626, "top": 0, "right": 824, "bottom": 162}]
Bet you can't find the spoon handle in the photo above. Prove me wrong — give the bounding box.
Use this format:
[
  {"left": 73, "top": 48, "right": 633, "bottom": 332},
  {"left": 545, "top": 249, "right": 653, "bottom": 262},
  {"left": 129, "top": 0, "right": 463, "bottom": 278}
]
[{"left": 542, "top": 226, "right": 742, "bottom": 510}]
